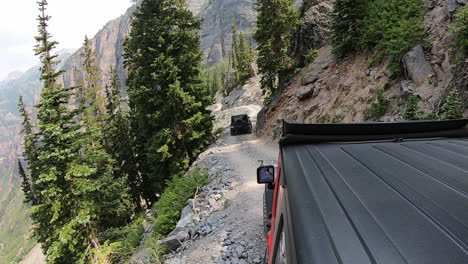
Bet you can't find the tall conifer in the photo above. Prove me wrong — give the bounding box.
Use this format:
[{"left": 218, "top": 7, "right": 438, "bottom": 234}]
[
  {"left": 124, "top": 0, "right": 213, "bottom": 203},
  {"left": 18, "top": 96, "right": 39, "bottom": 205},
  {"left": 254, "top": 0, "right": 300, "bottom": 93},
  {"left": 330, "top": 0, "right": 368, "bottom": 57},
  {"left": 18, "top": 159, "right": 34, "bottom": 204},
  {"left": 105, "top": 67, "right": 143, "bottom": 210},
  {"left": 28, "top": 2, "right": 132, "bottom": 262}
]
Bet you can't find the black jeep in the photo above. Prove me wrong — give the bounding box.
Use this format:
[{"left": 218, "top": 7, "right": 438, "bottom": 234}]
[{"left": 230, "top": 114, "right": 252, "bottom": 136}]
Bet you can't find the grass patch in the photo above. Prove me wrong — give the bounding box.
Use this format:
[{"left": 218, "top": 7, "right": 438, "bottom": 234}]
[
  {"left": 305, "top": 49, "right": 318, "bottom": 64},
  {"left": 401, "top": 95, "right": 421, "bottom": 120},
  {"left": 364, "top": 89, "right": 390, "bottom": 120},
  {"left": 99, "top": 213, "right": 145, "bottom": 261}
]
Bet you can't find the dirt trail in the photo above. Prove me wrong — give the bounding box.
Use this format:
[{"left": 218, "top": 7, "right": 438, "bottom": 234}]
[
  {"left": 19, "top": 244, "right": 46, "bottom": 264},
  {"left": 166, "top": 130, "right": 278, "bottom": 264}
]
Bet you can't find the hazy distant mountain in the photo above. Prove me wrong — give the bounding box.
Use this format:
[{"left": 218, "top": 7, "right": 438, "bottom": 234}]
[{"left": 1, "top": 71, "right": 24, "bottom": 83}]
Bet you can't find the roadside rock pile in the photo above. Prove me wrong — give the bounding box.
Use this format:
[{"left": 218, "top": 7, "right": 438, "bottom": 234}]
[
  {"left": 158, "top": 149, "right": 238, "bottom": 254},
  {"left": 212, "top": 229, "right": 263, "bottom": 264}
]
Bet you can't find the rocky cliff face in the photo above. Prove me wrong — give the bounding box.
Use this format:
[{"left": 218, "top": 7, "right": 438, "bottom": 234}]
[
  {"left": 258, "top": 0, "right": 468, "bottom": 138},
  {"left": 59, "top": 7, "right": 134, "bottom": 89},
  {"left": 60, "top": 0, "right": 258, "bottom": 89},
  {"left": 291, "top": 0, "right": 333, "bottom": 66},
  {"left": 199, "top": 0, "right": 257, "bottom": 65}
]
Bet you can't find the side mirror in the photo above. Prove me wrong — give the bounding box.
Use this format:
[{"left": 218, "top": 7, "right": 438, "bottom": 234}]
[{"left": 257, "top": 165, "right": 275, "bottom": 184}]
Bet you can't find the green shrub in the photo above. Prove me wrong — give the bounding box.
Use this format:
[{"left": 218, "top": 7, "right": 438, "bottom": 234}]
[
  {"left": 453, "top": 6, "right": 468, "bottom": 54},
  {"left": 144, "top": 236, "right": 166, "bottom": 263},
  {"left": 402, "top": 95, "right": 420, "bottom": 120},
  {"left": 214, "top": 127, "right": 223, "bottom": 137},
  {"left": 99, "top": 213, "right": 145, "bottom": 261},
  {"left": 440, "top": 89, "right": 463, "bottom": 120},
  {"left": 365, "top": 89, "right": 390, "bottom": 120},
  {"left": 420, "top": 112, "right": 439, "bottom": 120},
  {"left": 153, "top": 168, "right": 209, "bottom": 236},
  {"left": 305, "top": 49, "right": 318, "bottom": 64},
  {"left": 360, "top": 0, "right": 426, "bottom": 74}
]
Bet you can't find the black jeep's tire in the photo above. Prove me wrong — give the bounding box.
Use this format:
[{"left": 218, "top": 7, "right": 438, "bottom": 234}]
[{"left": 230, "top": 129, "right": 237, "bottom": 136}]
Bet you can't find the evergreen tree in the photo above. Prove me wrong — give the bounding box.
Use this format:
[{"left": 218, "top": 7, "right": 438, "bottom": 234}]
[
  {"left": 330, "top": 0, "right": 368, "bottom": 57},
  {"left": 231, "top": 28, "right": 254, "bottom": 85},
  {"left": 255, "top": 0, "right": 300, "bottom": 93},
  {"left": 441, "top": 89, "right": 463, "bottom": 120},
  {"left": 31, "top": 1, "right": 88, "bottom": 261},
  {"left": 105, "top": 67, "right": 143, "bottom": 210},
  {"left": 18, "top": 159, "right": 34, "bottom": 204},
  {"left": 237, "top": 32, "right": 254, "bottom": 80},
  {"left": 124, "top": 0, "right": 213, "bottom": 203},
  {"left": 79, "top": 36, "right": 107, "bottom": 127},
  {"left": 231, "top": 24, "right": 240, "bottom": 82},
  {"left": 18, "top": 96, "right": 39, "bottom": 205},
  {"left": 29, "top": 2, "right": 132, "bottom": 262}
]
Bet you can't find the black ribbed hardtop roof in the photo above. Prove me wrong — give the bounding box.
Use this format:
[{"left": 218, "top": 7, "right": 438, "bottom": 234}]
[{"left": 279, "top": 120, "right": 468, "bottom": 263}]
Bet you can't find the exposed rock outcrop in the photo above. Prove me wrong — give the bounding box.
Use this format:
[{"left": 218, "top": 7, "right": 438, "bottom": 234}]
[
  {"left": 403, "top": 45, "right": 435, "bottom": 86},
  {"left": 199, "top": 0, "right": 257, "bottom": 65},
  {"left": 60, "top": 0, "right": 258, "bottom": 90},
  {"left": 291, "top": 0, "right": 334, "bottom": 66},
  {"left": 257, "top": 0, "right": 468, "bottom": 138}
]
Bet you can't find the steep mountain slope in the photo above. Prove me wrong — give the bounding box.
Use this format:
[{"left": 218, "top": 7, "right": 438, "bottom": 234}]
[
  {"left": 257, "top": 0, "right": 468, "bottom": 137},
  {"left": 2, "top": 0, "right": 258, "bottom": 262},
  {"left": 60, "top": 0, "right": 257, "bottom": 89}
]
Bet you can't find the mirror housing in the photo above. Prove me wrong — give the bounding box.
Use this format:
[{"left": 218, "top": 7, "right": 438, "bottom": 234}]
[{"left": 257, "top": 165, "right": 275, "bottom": 184}]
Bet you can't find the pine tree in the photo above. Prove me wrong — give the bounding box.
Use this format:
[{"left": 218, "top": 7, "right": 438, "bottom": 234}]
[
  {"left": 29, "top": 2, "right": 132, "bottom": 262},
  {"left": 18, "top": 96, "right": 40, "bottom": 205},
  {"left": 18, "top": 159, "right": 34, "bottom": 204},
  {"left": 254, "top": 0, "right": 300, "bottom": 93},
  {"left": 231, "top": 24, "right": 240, "bottom": 82},
  {"left": 237, "top": 32, "right": 254, "bottom": 83},
  {"left": 31, "top": 1, "right": 88, "bottom": 261},
  {"left": 441, "top": 89, "right": 463, "bottom": 120},
  {"left": 124, "top": 0, "right": 213, "bottom": 204},
  {"left": 79, "top": 36, "right": 107, "bottom": 127},
  {"left": 105, "top": 67, "right": 143, "bottom": 210},
  {"left": 330, "top": 0, "right": 368, "bottom": 57}
]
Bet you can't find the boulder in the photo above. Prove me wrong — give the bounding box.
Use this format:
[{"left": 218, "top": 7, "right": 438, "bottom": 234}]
[
  {"left": 403, "top": 45, "right": 435, "bottom": 86},
  {"left": 175, "top": 205, "right": 195, "bottom": 229},
  {"left": 302, "top": 73, "right": 319, "bottom": 85},
  {"left": 442, "top": 51, "right": 451, "bottom": 73},
  {"left": 295, "top": 85, "right": 315, "bottom": 100},
  {"left": 159, "top": 230, "right": 190, "bottom": 252},
  {"left": 325, "top": 74, "right": 340, "bottom": 90},
  {"left": 447, "top": 0, "right": 458, "bottom": 14},
  {"left": 401, "top": 81, "right": 416, "bottom": 98},
  {"left": 433, "top": 64, "right": 445, "bottom": 81}
]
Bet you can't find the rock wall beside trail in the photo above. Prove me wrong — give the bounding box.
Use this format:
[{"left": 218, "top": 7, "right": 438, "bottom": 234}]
[
  {"left": 257, "top": 0, "right": 468, "bottom": 138},
  {"left": 291, "top": 0, "right": 334, "bottom": 67}
]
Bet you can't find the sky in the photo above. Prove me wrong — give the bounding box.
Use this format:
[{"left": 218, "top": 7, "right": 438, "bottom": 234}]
[{"left": 0, "top": 0, "right": 134, "bottom": 81}]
